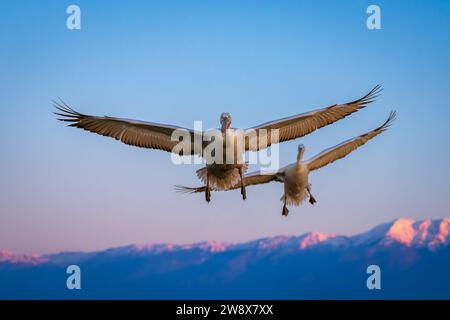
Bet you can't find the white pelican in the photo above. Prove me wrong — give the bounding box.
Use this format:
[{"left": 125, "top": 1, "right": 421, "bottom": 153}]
[
  {"left": 177, "top": 111, "right": 395, "bottom": 215},
  {"left": 55, "top": 85, "right": 381, "bottom": 203}
]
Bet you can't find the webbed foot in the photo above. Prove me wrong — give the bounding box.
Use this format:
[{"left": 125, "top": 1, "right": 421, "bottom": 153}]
[{"left": 282, "top": 205, "right": 289, "bottom": 216}]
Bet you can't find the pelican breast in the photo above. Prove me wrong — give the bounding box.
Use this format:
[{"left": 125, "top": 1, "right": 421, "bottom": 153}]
[{"left": 283, "top": 164, "right": 309, "bottom": 205}]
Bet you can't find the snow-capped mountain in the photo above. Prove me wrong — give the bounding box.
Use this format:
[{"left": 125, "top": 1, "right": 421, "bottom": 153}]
[
  {"left": 1, "top": 217, "right": 449, "bottom": 299},
  {"left": 351, "top": 217, "right": 450, "bottom": 249},
  {"left": 4, "top": 217, "right": 447, "bottom": 265},
  {"left": 0, "top": 250, "right": 47, "bottom": 265}
]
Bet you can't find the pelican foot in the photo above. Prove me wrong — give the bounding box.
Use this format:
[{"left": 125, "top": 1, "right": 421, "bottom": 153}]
[
  {"left": 241, "top": 187, "right": 247, "bottom": 200},
  {"left": 309, "top": 195, "right": 316, "bottom": 205},
  {"left": 282, "top": 205, "right": 289, "bottom": 216}
]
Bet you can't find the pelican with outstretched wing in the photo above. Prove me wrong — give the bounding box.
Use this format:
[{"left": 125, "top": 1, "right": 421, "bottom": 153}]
[
  {"left": 55, "top": 85, "right": 381, "bottom": 203},
  {"left": 177, "top": 111, "right": 395, "bottom": 215}
]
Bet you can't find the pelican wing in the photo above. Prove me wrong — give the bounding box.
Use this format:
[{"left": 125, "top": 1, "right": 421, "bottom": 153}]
[
  {"left": 54, "top": 100, "right": 201, "bottom": 155},
  {"left": 175, "top": 170, "right": 284, "bottom": 194},
  {"left": 243, "top": 170, "right": 284, "bottom": 187},
  {"left": 306, "top": 111, "right": 396, "bottom": 172},
  {"left": 245, "top": 85, "right": 382, "bottom": 151}
]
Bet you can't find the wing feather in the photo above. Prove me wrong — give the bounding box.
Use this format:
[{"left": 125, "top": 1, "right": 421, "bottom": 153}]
[
  {"left": 246, "top": 85, "right": 382, "bottom": 151},
  {"left": 54, "top": 100, "right": 200, "bottom": 155},
  {"left": 306, "top": 111, "right": 396, "bottom": 172}
]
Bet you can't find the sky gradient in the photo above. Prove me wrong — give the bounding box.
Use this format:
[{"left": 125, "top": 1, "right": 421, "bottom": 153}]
[{"left": 1, "top": 0, "right": 450, "bottom": 254}]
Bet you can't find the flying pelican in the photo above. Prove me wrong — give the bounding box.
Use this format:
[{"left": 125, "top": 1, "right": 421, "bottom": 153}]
[
  {"left": 177, "top": 111, "right": 396, "bottom": 216},
  {"left": 55, "top": 85, "right": 381, "bottom": 203}
]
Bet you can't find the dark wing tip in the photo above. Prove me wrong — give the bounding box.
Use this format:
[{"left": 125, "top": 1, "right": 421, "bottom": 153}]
[
  {"left": 348, "top": 84, "right": 383, "bottom": 107},
  {"left": 174, "top": 185, "right": 202, "bottom": 194},
  {"left": 52, "top": 99, "right": 83, "bottom": 124},
  {"left": 361, "top": 84, "right": 383, "bottom": 104},
  {"left": 378, "top": 110, "right": 397, "bottom": 131}
]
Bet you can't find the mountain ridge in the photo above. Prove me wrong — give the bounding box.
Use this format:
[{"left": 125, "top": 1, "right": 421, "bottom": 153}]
[
  {"left": 1, "top": 217, "right": 448, "bottom": 266},
  {"left": 1, "top": 217, "right": 450, "bottom": 299}
]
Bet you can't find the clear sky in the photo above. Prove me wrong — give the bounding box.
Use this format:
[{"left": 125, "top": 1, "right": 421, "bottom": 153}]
[{"left": 1, "top": 0, "right": 450, "bottom": 254}]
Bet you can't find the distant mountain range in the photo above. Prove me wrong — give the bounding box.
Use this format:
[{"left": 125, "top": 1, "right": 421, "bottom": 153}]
[{"left": 1, "top": 217, "right": 449, "bottom": 299}]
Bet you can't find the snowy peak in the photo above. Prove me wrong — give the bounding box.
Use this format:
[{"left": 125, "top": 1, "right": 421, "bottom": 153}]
[
  {"left": 430, "top": 217, "right": 450, "bottom": 248},
  {"left": 383, "top": 218, "right": 449, "bottom": 249},
  {"left": 107, "top": 241, "right": 230, "bottom": 256},
  {"left": 385, "top": 218, "right": 416, "bottom": 245},
  {"left": 169, "top": 240, "right": 229, "bottom": 253},
  {"left": 298, "top": 232, "right": 335, "bottom": 249},
  {"left": 0, "top": 250, "right": 47, "bottom": 265},
  {"left": 370, "top": 217, "right": 450, "bottom": 249},
  {"left": 231, "top": 233, "right": 336, "bottom": 252}
]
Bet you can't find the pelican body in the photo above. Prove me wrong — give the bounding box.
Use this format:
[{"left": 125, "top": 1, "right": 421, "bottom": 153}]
[
  {"left": 280, "top": 147, "right": 312, "bottom": 215},
  {"left": 196, "top": 112, "right": 248, "bottom": 202}
]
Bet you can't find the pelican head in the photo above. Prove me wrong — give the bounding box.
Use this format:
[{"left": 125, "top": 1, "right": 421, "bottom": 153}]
[
  {"left": 297, "top": 143, "right": 305, "bottom": 162},
  {"left": 220, "top": 112, "right": 232, "bottom": 131}
]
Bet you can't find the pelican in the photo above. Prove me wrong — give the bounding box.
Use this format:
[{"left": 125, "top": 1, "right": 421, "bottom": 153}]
[
  {"left": 177, "top": 111, "right": 396, "bottom": 216},
  {"left": 55, "top": 85, "right": 381, "bottom": 203}
]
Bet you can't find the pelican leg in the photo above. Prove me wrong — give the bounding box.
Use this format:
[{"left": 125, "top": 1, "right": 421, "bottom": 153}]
[
  {"left": 306, "top": 184, "right": 316, "bottom": 205},
  {"left": 238, "top": 167, "right": 247, "bottom": 200},
  {"left": 282, "top": 196, "right": 289, "bottom": 216},
  {"left": 205, "top": 173, "right": 211, "bottom": 203}
]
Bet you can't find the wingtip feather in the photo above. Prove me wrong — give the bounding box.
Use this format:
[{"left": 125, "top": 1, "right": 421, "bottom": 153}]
[{"left": 174, "top": 185, "right": 203, "bottom": 194}]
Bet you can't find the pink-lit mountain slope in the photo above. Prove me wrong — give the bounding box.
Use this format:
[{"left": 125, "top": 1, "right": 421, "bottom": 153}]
[{"left": 1, "top": 217, "right": 448, "bottom": 265}]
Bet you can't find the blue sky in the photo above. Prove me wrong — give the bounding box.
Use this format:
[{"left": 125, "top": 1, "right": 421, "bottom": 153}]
[{"left": 1, "top": 0, "right": 449, "bottom": 254}]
